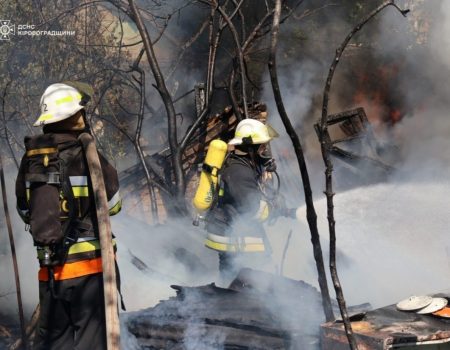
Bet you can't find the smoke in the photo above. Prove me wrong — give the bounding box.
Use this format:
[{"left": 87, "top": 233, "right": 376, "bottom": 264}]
[
  {"left": 0, "top": 169, "right": 39, "bottom": 322},
  {"left": 259, "top": 0, "right": 450, "bottom": 312},
  {"left": 112, "top": 214, "right": 219, "bottom": 310},
  {"left": 289, "top": 180, "right": 450, "bottom": 309},
  {"left": 2, "top": 1, "right": 450, "bottom": 348},
  {"left": 123, "top": 1, "right": 450, "bottom": 347}
]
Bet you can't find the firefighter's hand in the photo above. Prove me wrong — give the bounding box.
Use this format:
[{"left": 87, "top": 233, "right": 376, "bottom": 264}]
[
  {"left": 270, "top": 194, "right": 288, "bottom": 218},
  {"left": 282, "top": 208, "right": 297, "bottom": 219},
  {"left": 269, "top": 195, "right": 297, "bottom": 220}
]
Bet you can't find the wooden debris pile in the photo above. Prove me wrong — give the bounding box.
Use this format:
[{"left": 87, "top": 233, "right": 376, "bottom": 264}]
[{"left": 125, "top": 269, "right": 341, "bottom": 350}]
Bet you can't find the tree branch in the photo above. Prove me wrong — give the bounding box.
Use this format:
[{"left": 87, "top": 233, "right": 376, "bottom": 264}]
[
  {"left": 268, "top": 0, "right": 334, "bottom": 323},
  {"left": 319, "top": 1, "right": 408, "bottom": 348},
  {"left": 127, "top": 0, "right": 186, "bottom": 211}
]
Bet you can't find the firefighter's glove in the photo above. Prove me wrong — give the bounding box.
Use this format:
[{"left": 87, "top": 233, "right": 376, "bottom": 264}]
[
  {"left": 269, "top": 194, "right": 287, "bottom": 219},
  {"left": 283, "top": 208, "right": 297, "bottom": 219}
]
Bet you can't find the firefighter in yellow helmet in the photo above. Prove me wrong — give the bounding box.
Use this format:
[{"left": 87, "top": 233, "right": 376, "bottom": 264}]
[
  {"left": 204, "top": 118, "right": 295, "bottom": 282},
  {"left": 15, "top": 83, "right": 122, "bottom": 350}
]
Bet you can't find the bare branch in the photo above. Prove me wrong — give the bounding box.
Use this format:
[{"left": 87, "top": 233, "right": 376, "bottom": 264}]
[
  {"left": 268, "top": 0, "right": 334, "bottom": 323},
  {"left": 216, "top": 4, "right": 249, "bottom": 118},
  {"left": 128, "top": 0, "right": 186, "bottom": 210},
  {"left": 318, "top": 1, "right": 409, "bottom": 347},
  {"left": 166, "top": 16, "right": 210, "bottom": 79}
]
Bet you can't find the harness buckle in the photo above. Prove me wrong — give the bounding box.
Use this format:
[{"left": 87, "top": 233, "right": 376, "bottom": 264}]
[
  {"left": 47, "top": 172, "right": 60, "bottom": 185},
  {"left": 62, "top": 234, "right": 77, "bottom": 247}
]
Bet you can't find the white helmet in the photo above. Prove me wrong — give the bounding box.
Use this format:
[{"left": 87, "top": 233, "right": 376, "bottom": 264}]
[
  {"left": 228, "top": 118, "right": 279, "bottom": 146},
  {"left": 34, "top": 83, "right": 84, "bottom": 127}
]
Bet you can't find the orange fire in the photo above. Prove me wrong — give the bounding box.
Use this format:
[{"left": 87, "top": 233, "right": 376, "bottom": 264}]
[{"left": 351, "top": 63, "right": 403, "bottom": 127}]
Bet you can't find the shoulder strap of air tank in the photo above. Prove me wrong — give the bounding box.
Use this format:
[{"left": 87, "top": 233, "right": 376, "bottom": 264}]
[
  {"left": 58, "top": 140, "right": 85, "bottom": 262},
  {"left": 209, "top": 153, "right": 231, "bottom": 209}
]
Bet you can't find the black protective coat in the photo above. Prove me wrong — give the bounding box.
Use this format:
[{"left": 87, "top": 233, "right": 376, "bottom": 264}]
[
  {"left": 15, "top": 132, "right": 120, "bottom": 262},
  {"left": 15, "top": 131, "right": 121, "bottom": 350},
  {"left": 206, "top": 153, "right": 265, "bottom": 238},
  {"left": 206, "top": 153, "right": 272, "bottom": 279}
]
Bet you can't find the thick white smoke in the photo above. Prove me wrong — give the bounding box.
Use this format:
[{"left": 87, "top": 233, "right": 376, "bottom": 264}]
[
  {"left": 2, "top": 2, "right": 450, "bottom": 349},
  {"left": 264, "top": 0, "right": 450, "bottom": 311}
]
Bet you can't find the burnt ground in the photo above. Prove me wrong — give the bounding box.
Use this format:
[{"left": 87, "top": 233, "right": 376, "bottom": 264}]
[{"left": 125, "top": 269, "right": 370, "bottom": 350}]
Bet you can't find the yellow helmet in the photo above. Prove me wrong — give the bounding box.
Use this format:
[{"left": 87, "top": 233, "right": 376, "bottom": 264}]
[
  {"left": 228, "top": 118, "right": 278, "bottom": 146},
  {"left": 34, "top": 83, "right": 84, "bottom": 127}
]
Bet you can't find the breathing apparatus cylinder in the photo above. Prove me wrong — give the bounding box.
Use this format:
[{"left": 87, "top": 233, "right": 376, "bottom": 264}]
[{"left": 193, "top": 139, "right": 228, "bottom": 223}]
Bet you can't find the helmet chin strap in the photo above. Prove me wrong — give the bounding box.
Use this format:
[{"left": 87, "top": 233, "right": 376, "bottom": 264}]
[{"left": 80, "top": 109, "right": 92, "bottom": 134}]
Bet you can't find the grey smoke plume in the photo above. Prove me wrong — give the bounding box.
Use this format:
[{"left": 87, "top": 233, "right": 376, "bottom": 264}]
[
  {"left": 262, "top": 0, "right": 450, "bottom": 311},
  {"left": 2, "top": 2, "right": 450, "bottom": 349},
  {"left": 0, "top": 171, "right": 39, "bottom": 322}
]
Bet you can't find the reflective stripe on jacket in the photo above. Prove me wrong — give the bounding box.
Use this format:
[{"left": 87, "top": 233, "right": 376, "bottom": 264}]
[
  {"left": 15, "top": 132, "right": 121, "bottom": 279},
  {"left": 38, "top": 257, "right": 104, "bottom": 281},
  {"left": 205, "top": 232, "right": 265, "bottom": 253},
  {"left": 36, "top": 238, "right": 117, "bottom": 263},
  {"left": 205, "top": 154, "right": 271, "bottom": 253}
]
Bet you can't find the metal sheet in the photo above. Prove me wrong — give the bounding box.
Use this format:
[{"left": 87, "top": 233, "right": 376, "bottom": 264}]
[
  {"left": 396, "top": 295, "right": 433, "bottom": 311},
  {"left": 322, "top": 293, "right": 450, "bottom": 350},
  {"left": 417, "top": 298, "right": 448, "bottom": 315}
]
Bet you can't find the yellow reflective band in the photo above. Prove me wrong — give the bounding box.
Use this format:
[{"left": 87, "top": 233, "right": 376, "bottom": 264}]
[
  {"left": 26, "top": 189, "right": 30, "bottom": 201},
  {"left": 55, "top": 93, "right": 81, "bottom": 105},
  {"left": 72, "top": 186, "right": 89, "bottom": 197},
  {"left": 26, "top": 147, "right": 58, "bottom": 157},
  {"left": 219, "top": 188, "right": 224, "bottom": 197},
  {"left": 37, "top": 239, "right": 116, "bottom": 259},
  {"left": 109, "top": 200, "right": 122, "bottom": 216},
  {"left": 205, "top": 239, "right": 265, "bottom": 252},
  {"left": 260, "top": 204, "right": 269, "bottom": 221},
  {"left": 256, "top": 200, "right": 270, "bottom": 222},
  {"left": 37, "top": 114, "right": 54, "bottom": 122},
  {"left": 68, "top": 239, "right": 116, "bottom": 255},
  {"left": 235, "top": 131, "right": 255, "bottom": 138},
  {"left": 234, "top": 131, "right": 267, "bottom": 143}
]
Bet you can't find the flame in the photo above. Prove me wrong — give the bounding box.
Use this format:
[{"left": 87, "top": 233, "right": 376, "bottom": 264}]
[{"left": 351, "top": 63, "right": 403, "bottom": 127}]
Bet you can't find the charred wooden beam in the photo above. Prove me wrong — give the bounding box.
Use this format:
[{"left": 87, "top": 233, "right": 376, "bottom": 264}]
[
  {"left": 126, "top": 269, "right": 334, "bottom": 349},
  {"left": 314, "top": 107, "right": 394, "bottom": 172}
]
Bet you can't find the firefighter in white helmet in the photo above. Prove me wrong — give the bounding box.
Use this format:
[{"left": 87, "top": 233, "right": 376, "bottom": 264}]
[
  {"left": 204, "top": 118, "right": 295, "bottom": 282},
  {"left": 15, "top": 82, "right": 122, "bottom": 350},
  {"left": 33, "top": 83, "right": 87, "bottom": 127}
]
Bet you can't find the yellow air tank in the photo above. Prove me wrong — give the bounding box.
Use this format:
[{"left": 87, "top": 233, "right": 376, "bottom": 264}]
[{"left": 193, "top": 139, "right": 228, "bottom": 213}]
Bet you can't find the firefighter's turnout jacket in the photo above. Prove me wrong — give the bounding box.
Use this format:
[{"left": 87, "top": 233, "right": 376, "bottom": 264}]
[
  {"left": 15, "top": 132, "right": 121, "bottom": 281},
  {"left": 205, "top": 153, "right": 271, "bottom": 253}
]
